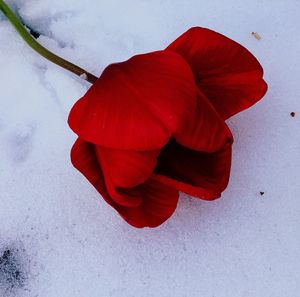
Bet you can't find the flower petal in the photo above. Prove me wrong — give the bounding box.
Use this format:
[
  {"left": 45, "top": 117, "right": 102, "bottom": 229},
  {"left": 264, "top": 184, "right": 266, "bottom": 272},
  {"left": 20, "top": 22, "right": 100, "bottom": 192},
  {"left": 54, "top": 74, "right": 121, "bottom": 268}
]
[
  {"left": 166, "top": 27, "right": 268, "bottom": 119},
  {"left": 175, "top": 89, "right": 233, "bottom": 153},
  {"left": 94, "top": 146, "right": 160, "bottom": 207},
  {"left": 71, "top": 138, "right": 179, "bottom": 228},
  {"left": 95, "top": 147, "right": 160, "bottom": 188},
  {"left": 155, "top": 139, "right": 232, "bottom": 200},
  {"left": 70, "top": 138, "right": 116, "bottom": 207},
  {"left": 68, "top": 51, "right": 197, "bottom": 150},
  {"left": 117, "top": 177, "right": 179, "bottom": 228}
]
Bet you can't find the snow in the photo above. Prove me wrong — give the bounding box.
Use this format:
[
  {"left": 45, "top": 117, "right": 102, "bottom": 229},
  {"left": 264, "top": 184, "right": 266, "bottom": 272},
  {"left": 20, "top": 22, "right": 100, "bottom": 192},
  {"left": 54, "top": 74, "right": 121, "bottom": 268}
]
[{"left": 0, "top": 0, "right": 300, "bottom": 296}]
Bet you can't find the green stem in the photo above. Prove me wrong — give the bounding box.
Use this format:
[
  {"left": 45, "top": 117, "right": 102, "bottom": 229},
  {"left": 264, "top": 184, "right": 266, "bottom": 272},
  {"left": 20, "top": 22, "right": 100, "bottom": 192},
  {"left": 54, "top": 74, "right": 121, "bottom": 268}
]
[{"left": 0, "top": 0, "right": 98, "bottom": 84}]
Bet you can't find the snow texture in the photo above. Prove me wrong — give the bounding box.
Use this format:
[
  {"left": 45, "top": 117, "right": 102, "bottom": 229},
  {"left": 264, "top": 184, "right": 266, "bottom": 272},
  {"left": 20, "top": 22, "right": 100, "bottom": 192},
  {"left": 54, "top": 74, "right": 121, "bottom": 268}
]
[{"left": 0, "top": 0, "right": 300, "bottom": 296}]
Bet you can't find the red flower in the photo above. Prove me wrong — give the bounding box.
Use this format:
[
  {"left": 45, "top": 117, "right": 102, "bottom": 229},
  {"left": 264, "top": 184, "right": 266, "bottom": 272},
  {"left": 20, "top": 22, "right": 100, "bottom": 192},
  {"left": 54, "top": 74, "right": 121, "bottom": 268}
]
[{"left": 68, "top": 27, "right": 267, "bottom": 228}]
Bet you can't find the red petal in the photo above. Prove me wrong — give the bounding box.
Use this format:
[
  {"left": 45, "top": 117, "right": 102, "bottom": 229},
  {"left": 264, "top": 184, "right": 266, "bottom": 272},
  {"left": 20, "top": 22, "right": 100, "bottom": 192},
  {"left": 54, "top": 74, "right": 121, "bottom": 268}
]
[
  {"left": 70, "top": 138, "right": 116, "bottom": 207},
  {"left": 94, "top": 146, "right": 160, "bottom": 207},
  {"left": 71, "top": 138, "right": 179, "bottom": 228},
  {"left": 68, "top": 51, "right": 197, "bottom": 150},
  {"left": 155, "top": 139, "right": 232, "bottom": 200},
  {"left": 95, "top": 147, "right": 160, "bottom": 188},
  {"left": 117, "top": 177, "right": 179, "bottom": 228},
  {"left": 175, "top": 89, "right": 233, "bottom": 153},
  {"left": 166, "top": 27, "right": 268, "bottom": 119}
]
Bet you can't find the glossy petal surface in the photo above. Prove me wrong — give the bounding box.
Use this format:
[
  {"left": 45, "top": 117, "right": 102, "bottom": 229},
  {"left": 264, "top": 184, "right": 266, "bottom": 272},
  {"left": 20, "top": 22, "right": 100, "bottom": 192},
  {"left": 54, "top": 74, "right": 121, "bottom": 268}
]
[
  {"left": 117, "top": 177, "right": 179, "bottom": 228},
  {"left": 70, "top": 138, "right": 116, "bottom": 207},
  {"left": 68, "top": 51, "right": 197, "bottom": 150},
  {"left": 155, "top": 139, "right": 232, "bottom": 200},
  {"left": 167, "top": 27, "right": 268, "bottom": 119},
  {"left": 175, "top": 89, "right": 233, "bottom": 153},
  {"left": 71, "top": 138, "right": 179, "bottom": 228},
  {"left": 95, "top": 146, "right": 160, "bottom": 207},
  {"left": 95, "top": 147, "right": 159, "bottom": 188}
]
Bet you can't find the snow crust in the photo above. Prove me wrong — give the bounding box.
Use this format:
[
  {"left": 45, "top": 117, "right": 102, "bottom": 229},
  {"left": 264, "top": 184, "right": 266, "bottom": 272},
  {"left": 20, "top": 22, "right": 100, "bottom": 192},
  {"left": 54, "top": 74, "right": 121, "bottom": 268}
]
[{"left": 0, "top": 1, "right": 300, "bottom": 296}]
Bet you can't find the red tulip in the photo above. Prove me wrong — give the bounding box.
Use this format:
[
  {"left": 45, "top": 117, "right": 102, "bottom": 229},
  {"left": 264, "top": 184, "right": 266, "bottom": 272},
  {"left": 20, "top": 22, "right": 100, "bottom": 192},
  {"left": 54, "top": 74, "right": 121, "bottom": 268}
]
[{"left": 68, "top": 27, "right": 267, "bottom": 228}]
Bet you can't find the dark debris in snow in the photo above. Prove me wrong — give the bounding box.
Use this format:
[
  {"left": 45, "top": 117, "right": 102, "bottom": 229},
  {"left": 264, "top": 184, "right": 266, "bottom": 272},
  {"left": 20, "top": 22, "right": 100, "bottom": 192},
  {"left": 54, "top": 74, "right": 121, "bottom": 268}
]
[{"left": 0, "top": 245, "right": 28, "bottom": 295}]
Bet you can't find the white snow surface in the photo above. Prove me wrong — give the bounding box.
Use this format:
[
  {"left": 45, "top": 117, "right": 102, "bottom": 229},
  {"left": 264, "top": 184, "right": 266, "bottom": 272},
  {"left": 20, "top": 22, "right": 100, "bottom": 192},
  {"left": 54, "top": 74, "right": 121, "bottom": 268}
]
[{"left": 0, "top": 1, "right": 300, "bottom": 296}]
